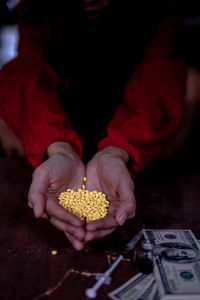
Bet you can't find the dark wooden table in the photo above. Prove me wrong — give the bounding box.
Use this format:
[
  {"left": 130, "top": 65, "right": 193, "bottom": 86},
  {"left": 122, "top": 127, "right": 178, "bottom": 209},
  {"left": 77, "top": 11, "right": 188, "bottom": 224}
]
[{"left": 1, "top": 123, "right": 200, "bottom": 300}]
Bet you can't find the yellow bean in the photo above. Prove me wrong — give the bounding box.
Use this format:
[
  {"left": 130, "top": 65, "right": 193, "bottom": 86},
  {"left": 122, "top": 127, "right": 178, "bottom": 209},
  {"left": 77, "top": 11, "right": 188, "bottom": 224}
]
[{"left": 58, "top": 178, "right": 110, "bottom": 223}]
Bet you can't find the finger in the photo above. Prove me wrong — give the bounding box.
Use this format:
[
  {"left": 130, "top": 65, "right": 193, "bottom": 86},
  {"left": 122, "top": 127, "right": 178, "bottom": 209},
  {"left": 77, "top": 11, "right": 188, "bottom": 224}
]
[
  {"left": 28, "top": 201, "right": 33, "bottom": 208},
  {"left": 85, "top": 227, "right": 116, "bottom": 241},
  {"left": 46, "top": 197, "right": 84, "bottom": 227},
  {"left": 28, "top": 168, "right": 49, "bottom": 218},
  {"left": 65, "top": 232, "right": 84, "bottom": 251},
  {"left": 86, "top": 214, "right": 117, "bottom": 231},
  {"left": 50, "top": 217, "right": 86, "bottom": 241},
  {"left": 115, "top": 184, "right": 136, "bottom": 226},
  {"left": 28, "top": 190, "right": 46, "bottom": 218}
]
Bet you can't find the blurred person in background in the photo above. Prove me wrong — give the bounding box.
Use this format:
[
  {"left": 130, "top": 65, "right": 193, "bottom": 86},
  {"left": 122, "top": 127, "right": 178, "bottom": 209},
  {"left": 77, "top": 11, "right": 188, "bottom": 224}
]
[
  {"left": 0, "top": 0, "right": 23, "bottom": 156},
  {"left": 0, "top": 0, "right": 200, "bottom": 250}
]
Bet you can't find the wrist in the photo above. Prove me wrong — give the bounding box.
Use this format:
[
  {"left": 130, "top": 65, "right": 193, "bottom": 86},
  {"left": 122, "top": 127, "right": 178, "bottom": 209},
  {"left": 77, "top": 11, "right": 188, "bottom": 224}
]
[
  {"left": 47, "top": 141, "right": 79, "bottom": 159},
  {"left": 97, "top": 146, "right": 130, "bottom": 164}
]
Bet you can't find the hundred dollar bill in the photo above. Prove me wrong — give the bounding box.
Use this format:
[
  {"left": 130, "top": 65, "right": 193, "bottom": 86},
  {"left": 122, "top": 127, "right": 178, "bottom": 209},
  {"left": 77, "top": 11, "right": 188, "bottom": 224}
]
[
  {"left": 136, "top": 278, "right": 158, "bottom": 300},
  {"left": 108, "top": 272, "right": 154, "bottom": 300},
  {"left": 108, "top": 238, "right": 200, "bottom": 300},
  {"left": 144, "top": 229, "right": 200, "bottom": 300}
]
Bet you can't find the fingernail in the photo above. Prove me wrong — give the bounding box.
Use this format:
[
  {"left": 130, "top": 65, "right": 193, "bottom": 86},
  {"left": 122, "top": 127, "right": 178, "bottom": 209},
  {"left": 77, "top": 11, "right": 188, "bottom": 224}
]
[
  {"left": 33, "top": 203, "right": 41, "bottom": 218},
  {"left": 28, "top": 201, "right": 33, "bottom": 208},
  {"left": 117, "top": 211, "right": 127, "bottom": 226},
  {"left": 74, "top": 240, "right": 84, "bottom": 251}
]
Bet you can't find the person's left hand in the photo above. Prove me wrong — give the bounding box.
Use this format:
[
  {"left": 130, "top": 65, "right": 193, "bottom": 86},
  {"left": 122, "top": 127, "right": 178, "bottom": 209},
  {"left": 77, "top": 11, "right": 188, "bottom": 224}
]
[{"left": 84, "top": 146, "right": 136, "bottom": 242}]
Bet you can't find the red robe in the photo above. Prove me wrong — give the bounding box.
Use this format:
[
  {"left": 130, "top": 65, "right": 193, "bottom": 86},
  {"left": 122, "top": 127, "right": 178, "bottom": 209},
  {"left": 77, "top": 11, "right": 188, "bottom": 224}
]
[{"left": 0, "top": 10, "right": 187, "bottom": 177}]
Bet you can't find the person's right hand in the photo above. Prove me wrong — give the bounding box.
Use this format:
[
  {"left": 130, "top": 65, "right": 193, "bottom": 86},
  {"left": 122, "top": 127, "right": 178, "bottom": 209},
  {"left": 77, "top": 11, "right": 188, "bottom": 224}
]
[{"left": 28, "top": 142, "right": 86, "bottom": 250}]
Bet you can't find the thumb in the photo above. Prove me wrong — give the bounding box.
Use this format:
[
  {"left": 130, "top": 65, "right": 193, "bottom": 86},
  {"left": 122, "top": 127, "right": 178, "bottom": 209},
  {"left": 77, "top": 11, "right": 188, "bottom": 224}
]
[
  {"left": 115, "top": 206, "right": 128, "bottom": 226},
  {"left": 28, "top": 192, "right": 46, "bottom": 218},
  {"left": 28, "top": 169, "right": 48, "bottom": 218},
  {"left": 115, "top": 191, "right": 136, "bottom": 226}
]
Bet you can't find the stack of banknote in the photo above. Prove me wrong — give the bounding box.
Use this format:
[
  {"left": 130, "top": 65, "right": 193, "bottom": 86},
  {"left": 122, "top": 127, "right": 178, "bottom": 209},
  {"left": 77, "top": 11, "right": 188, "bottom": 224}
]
[{"left": 108, "top": 229, "right": 200, "bottom": 300}]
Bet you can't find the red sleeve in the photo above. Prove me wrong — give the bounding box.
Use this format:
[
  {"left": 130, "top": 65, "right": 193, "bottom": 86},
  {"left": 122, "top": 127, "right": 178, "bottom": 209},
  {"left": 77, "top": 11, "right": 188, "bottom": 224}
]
[
  {"left": 0, "top": 24, "right": 82, "bottom": 168},
  {"left": 98, "top": 17, "right": 187, "bottom": 177}
]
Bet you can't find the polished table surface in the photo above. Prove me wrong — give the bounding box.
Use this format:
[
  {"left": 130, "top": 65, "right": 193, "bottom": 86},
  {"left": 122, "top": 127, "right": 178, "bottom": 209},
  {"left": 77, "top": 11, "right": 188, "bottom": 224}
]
[{"left": 1, "top": 126, "right": 200, "bottom": 300}]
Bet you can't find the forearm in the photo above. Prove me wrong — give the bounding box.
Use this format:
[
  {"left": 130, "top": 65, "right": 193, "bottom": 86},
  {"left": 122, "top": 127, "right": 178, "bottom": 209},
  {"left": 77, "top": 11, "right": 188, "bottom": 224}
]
[
  {"left": 98, "top": 60, "right": 187, "bottom": 177},
  {"left": 0, "top": 55, "right": 83, "bottom": 168}
]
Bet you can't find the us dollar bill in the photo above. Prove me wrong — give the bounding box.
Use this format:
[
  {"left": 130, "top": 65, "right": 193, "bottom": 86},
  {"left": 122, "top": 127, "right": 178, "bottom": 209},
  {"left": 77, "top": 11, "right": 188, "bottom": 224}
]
[
  {"left": 144, "top": 229, "right": 200, "bottom": 300},
  {"left": 136, "top": 278, "right": 158, "bottom": 300},
  {"left": 107, "top": 237, "right": 200, "bottom": 300},
  {"left": 108, "top": 272, "right": 155, "bottom": 300}
]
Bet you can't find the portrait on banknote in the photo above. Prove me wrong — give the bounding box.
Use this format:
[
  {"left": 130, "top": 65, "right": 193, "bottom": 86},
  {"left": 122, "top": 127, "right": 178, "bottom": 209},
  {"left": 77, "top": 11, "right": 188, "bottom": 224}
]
[{"left": 153, "top": 242, "right": 200, "bottom": 263}]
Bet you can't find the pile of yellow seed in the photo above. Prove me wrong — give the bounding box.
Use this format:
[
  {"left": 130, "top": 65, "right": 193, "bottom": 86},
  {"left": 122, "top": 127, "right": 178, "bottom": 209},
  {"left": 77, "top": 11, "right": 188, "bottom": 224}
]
[{"left": 58, "top": 177, "right": 110, "bottom": 223}]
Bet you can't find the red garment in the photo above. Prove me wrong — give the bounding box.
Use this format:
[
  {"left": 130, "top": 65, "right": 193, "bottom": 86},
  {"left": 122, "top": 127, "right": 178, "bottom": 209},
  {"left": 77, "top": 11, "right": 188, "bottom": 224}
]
[
  {"left": 0, "top": 30, "right": 83, "bottom": 166},
  {"left": 0, "top": 13, "right": 187, "bottom": 176}
]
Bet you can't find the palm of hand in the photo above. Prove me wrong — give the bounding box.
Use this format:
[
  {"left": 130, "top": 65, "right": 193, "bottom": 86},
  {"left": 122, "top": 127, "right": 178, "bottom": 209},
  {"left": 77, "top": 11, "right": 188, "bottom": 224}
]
[
  {"left": 85, "top": 155, "right": 128, "bottom": 217},
  {"left": 44, "top": 154, "right": 86, "bottom": 198},
  {"left": 29, "top": 153, "right": 86, "bottom": 218}
]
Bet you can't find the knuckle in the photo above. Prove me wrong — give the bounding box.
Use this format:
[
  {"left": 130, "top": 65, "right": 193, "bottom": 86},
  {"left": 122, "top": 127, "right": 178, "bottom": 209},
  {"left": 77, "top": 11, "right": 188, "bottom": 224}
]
[{"left": 32, "top": 165, "right": 47, "bottom": 180}]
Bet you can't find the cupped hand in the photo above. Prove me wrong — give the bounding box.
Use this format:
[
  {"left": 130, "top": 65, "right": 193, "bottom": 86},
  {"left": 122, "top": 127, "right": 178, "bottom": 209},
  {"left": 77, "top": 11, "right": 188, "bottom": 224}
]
[
  {"left": 85, "top": 146, "right": 136, "bottom": 242},
  {"left": 28, "top": 142, "right": 86, "bottom": 250}
]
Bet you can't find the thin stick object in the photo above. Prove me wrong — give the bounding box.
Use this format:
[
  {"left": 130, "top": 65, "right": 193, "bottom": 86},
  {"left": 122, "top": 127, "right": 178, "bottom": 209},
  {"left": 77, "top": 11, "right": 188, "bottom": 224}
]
[{"left": 85, "top": 229, "right": 144, "bottom": 298}]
